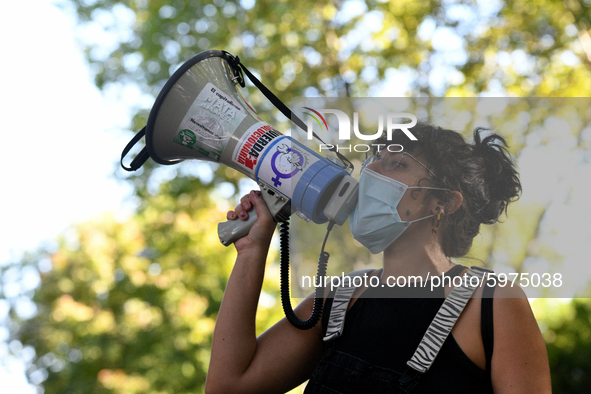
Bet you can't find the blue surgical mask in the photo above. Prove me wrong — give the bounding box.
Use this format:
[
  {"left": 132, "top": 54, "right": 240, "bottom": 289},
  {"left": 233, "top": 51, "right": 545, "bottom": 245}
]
[{"left": 349, "top": 168, "right": 449, "bottom": 254}]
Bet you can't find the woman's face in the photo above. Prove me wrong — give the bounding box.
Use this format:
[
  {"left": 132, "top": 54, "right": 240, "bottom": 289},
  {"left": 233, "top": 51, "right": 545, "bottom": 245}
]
[{"left": 364, "top": 149, "right": 437, "bottom": 222}]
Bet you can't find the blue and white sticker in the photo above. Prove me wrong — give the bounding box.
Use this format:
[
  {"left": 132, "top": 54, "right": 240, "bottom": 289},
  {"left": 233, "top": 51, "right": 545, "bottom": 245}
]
[{"left": 257, "top": 137, "right": 320, "bottom": 197}]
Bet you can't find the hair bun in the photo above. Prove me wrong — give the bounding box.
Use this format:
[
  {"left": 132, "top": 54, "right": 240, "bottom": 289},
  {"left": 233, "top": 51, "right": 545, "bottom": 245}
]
[{"left": 472, "top": 128, "right": 521, "bottom": 224}]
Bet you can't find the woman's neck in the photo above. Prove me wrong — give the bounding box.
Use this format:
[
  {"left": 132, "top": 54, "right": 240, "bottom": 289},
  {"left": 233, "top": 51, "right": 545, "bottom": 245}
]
[{"left": 381, "top": 225, "right": 454, "bottom": 280}]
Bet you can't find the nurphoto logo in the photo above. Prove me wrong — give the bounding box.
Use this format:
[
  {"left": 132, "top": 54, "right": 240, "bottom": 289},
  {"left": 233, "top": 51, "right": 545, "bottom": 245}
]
[{"left": 302, "top": 107, "right": 418, "bottom": 153}]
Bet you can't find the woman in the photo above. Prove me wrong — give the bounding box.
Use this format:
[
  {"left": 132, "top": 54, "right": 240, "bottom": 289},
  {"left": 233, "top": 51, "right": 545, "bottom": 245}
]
[{"left": 205, "top": 124, "right": 551, "bottom": 393}]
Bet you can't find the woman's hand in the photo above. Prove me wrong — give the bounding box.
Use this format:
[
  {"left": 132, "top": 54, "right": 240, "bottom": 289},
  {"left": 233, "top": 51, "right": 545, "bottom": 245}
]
[{"left": 226, "top": 190, "right": 277, "bottom": 253}]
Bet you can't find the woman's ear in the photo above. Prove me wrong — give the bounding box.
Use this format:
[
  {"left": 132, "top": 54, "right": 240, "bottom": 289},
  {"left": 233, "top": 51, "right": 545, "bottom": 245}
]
[
  {"left": 431, "top": 191, "right": 463, "bottom": 215},
  {"left": 445, "top": 191, "right": 463, "bottom": 215}
]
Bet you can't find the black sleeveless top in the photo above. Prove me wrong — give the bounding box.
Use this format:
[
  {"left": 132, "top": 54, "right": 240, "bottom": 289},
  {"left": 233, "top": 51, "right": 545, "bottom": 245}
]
[{"left": 304, "top": 266, "right": 494, "bottom": 394}]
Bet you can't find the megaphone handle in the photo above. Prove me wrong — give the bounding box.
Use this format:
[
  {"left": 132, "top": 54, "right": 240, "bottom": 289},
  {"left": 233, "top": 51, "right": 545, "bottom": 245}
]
[
  {"left": 217, "top": 211, "right": 259, "bottom": 246},
  {"left": 218, "top": 186, "right": 291, "bottom": 246}
]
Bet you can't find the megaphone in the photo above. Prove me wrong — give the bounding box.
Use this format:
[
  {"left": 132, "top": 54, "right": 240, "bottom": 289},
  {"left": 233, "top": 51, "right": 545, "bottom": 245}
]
[{"left": 121, "top": 50, "right": 358, "bottom": 245}]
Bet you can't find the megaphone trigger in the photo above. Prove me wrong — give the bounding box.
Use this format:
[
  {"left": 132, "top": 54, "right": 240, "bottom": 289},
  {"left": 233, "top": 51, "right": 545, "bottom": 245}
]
[{"left": 218, "top": 183, "right": 291, "bottom": 246}]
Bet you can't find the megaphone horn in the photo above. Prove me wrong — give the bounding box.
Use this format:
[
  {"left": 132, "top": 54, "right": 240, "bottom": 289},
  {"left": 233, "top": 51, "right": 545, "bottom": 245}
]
[{"left": 121, "top": 50, "right": 358, "bottom": 245}]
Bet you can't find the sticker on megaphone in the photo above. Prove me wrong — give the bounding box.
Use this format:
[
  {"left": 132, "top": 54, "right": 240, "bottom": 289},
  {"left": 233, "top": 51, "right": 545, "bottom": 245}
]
[{"left": 173, "top": 82, "right": 248, "bottom": 161}]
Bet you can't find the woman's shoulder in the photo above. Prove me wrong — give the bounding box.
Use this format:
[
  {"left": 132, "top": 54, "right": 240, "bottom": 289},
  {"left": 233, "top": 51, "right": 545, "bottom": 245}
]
[{"left": 489, "top": 283, "right": 552, "bottom": 391}]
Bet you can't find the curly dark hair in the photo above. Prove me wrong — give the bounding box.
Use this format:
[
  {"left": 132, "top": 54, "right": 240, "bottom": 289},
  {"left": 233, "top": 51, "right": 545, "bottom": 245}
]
[{"left": 376, "top": 123, "right": 522, "bottom": 258}]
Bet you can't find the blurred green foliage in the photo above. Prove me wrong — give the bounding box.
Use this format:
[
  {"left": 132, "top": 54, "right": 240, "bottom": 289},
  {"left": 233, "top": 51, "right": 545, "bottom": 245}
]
[
  {"left": 4, "top": 0, "right": 591, "bottom": 393},
  {"left": 534, "top": 299, "right": 591, "bottom": 392},
  {"left": 17, "top": 177, "right": 283, "bottom": 393}
]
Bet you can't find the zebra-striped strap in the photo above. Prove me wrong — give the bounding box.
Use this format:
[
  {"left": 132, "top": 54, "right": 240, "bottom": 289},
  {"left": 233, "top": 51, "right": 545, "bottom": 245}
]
[
  {"left": 406, "top": 265, "right": 493, "bottom": 373},
  {"left": 323, "top": 269, "right": 375, "bottom": 342}
]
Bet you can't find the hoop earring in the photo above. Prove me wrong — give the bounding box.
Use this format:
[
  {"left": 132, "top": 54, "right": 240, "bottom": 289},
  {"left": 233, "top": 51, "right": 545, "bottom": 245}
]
[{"left": 432, "top": 210, "right": 442, "bottom": 234}]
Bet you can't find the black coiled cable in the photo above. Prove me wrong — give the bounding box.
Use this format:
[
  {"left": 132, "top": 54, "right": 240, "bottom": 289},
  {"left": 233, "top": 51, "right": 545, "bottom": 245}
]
[{"left": 279, "top": 220, "right": 333, "bottom": 330}]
